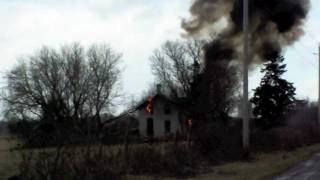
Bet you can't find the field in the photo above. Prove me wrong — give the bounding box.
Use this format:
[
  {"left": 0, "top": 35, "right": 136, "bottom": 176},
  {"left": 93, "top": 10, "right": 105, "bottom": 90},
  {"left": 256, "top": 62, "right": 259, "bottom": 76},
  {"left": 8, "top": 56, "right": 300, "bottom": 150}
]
[
  {"left": 1, "top": 136, "right": 320, "bottom": 180},
  {"left": 0, "top": 136, "right": 20, "bottom": 179},
  {"left": 186, "top": 143, "right": 320, "bottom": 180},
  {"left": 127, "top": 144, "right": 320, "bottom": 180}
]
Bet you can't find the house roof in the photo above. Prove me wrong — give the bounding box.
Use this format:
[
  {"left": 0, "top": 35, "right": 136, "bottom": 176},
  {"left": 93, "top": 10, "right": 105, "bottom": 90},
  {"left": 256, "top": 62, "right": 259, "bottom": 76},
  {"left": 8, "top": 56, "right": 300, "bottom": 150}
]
[
  {"left": 102, "top": 93, "right": 187, "bottom": 126},
  {"left": 102, "top": 109, "right": 136, "bottom": 125},
  {"left": 135, "top": 93, "right": 177, "bottom": 110}
]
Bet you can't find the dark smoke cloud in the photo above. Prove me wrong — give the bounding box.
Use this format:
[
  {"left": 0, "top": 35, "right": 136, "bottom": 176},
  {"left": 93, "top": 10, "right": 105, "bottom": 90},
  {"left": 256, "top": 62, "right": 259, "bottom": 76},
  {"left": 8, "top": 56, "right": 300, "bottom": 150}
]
[{"left": 182, "top": 0, "right": 310, "bottom": 62}]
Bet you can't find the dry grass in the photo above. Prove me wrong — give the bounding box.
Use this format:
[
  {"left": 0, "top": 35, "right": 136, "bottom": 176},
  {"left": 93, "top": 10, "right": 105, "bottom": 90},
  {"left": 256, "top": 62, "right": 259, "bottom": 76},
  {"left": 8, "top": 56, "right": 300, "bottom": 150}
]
[
  {"left": 2, "top": 138, "right": 320, "bottom": 180},
  {"left": 124, "top": 144, "right": 320, "bottom": 180},
  {"left": 186, "top": 144, "right": 320, "bottom": 180},
  {"left": 0, "top": 136, "right": 20, "bottom": 179}
]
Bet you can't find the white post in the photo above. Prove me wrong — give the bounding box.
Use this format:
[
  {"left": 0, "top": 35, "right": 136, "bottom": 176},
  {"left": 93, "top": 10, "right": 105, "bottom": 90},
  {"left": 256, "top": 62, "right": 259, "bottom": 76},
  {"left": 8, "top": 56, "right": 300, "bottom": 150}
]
[{"left": 242, "top": 0, "right": 250, "bottom": 150}]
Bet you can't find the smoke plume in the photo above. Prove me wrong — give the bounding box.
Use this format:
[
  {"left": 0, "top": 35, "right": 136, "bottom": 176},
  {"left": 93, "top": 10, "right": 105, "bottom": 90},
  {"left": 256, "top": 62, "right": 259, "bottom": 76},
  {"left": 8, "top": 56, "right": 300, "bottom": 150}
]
[{"left": 182, "top": 0, "right": 310, "bottom": 62}]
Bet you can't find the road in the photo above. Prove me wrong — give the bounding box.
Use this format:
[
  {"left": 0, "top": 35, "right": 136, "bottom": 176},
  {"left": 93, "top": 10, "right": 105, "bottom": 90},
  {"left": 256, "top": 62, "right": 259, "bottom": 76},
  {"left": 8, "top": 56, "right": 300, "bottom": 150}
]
[{"left": 273, "top": 153, "right": 320, "bottom": 180}]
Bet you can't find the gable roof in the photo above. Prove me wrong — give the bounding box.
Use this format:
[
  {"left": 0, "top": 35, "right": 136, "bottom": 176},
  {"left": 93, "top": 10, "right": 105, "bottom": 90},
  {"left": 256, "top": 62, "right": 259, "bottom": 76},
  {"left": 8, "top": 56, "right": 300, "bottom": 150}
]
[
  {"left": 102, "top": 93, "right": 184, "bottom": 126},
  {"left": 135, "top": 93, "right": 177, "bottom": 110}
]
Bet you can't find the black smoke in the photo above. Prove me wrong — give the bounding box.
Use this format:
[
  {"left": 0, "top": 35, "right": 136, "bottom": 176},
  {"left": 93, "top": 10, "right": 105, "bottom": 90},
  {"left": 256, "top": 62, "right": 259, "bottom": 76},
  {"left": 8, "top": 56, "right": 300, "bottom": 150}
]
[{"left": 182, "top": 0, "right": 310, "bottom": 62}]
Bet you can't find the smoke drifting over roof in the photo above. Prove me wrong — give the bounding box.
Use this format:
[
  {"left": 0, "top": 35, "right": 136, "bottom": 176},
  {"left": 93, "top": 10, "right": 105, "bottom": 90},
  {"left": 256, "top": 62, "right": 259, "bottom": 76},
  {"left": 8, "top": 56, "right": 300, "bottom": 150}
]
[{"left": 182, "top": 0, "right": 310, "bottom": 62}]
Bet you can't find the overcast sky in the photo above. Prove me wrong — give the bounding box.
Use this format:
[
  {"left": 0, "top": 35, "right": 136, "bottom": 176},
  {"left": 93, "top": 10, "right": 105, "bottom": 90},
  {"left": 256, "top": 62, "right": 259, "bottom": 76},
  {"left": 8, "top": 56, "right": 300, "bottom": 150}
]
[{"left": 0, "top": 0, "right": 319, "bottom": 112}]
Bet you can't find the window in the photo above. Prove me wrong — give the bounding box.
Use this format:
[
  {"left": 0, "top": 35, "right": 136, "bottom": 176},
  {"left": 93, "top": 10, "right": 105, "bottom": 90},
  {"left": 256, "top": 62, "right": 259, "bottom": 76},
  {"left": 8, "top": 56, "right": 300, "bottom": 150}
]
[
  {"left": 164, "top": 106, "right": 171, "bottom": 114},
  {"left": 146, "top": 118, "right": 154, "bottom": 137},
  {"left": 165, "top": 120, "right": 171, "bottom": 134}
]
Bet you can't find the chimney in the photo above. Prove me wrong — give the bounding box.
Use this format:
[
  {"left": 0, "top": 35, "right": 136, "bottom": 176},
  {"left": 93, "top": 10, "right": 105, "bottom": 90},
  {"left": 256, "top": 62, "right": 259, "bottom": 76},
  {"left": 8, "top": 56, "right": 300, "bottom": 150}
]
[{"left": 156, "top": 84, "right": 162, "bottom": 94}]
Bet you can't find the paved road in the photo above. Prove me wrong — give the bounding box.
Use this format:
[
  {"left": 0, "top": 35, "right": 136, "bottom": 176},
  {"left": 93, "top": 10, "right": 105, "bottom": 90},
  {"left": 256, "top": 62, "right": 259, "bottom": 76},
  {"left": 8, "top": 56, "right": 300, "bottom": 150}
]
[{"left": 273, "top": 153, "right": 320, "bottom": 180}]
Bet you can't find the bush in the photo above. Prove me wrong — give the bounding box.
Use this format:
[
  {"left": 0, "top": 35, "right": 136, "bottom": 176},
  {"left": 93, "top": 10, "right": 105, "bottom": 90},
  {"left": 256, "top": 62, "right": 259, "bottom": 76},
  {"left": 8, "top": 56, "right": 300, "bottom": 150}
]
[
  {"left": 193, "top": 121, "right": 243, "bottom": 161},
  {"left": 252, "top": 102, "right": 320, "bottom": 152},
  {"left": 8, "top": 120, "right": 38, "bottom": 139},
  {"left": 18, "top": 146, "right": 123, "bottom": 180},
  {"left": 126, "top": 144, "right": 207, "bottom": 177},
  {"left": 251, "top": 128, "right": 308, "bottom": 152},
  {"left": 16, "top": 143, "right": 209, "bottom": 179}
]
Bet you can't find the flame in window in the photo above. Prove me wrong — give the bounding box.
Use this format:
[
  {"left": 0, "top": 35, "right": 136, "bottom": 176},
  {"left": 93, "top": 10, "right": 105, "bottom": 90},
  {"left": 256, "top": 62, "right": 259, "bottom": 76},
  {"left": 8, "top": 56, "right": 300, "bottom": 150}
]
[
  {"left": 188, "top": 119, "right": 192, "bottom": 126},
  {"left": 146, "top": 97, "right": 153, "bottom": 114}
]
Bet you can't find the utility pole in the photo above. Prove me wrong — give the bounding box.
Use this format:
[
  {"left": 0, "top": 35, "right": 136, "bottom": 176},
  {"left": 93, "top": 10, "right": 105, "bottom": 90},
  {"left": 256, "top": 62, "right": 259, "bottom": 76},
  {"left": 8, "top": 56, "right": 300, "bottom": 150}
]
[
  {"left": 242, "top": 0, "right": 250, "bottom": 150},
  {"left": 318, "top": 44, "right": 320, "bottom": 126}
]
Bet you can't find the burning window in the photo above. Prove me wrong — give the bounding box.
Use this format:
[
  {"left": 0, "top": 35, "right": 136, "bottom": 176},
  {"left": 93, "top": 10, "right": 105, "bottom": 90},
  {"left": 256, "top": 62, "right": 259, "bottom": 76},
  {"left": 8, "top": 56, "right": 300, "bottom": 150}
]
[
  {"left": 188, "top": 119, "right": 192, "bottom": 127},
  {"left": 145, "top": 97, "right": 153, "bottom": 114}
]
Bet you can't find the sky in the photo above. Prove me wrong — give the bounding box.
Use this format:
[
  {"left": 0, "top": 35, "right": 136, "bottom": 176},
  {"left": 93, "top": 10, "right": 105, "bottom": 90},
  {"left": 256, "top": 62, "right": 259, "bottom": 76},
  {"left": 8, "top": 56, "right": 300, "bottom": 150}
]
[{"left": 0, "top": 0, "right": 319, "bottom": 113}]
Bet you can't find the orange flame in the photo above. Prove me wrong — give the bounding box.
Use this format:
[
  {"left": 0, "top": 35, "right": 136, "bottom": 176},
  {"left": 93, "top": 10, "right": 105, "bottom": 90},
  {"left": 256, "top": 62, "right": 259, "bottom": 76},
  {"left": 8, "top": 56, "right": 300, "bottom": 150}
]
[
  {"left": 188, "top": 119, "right": 192, "bottom": 126},
  {"left": 146, "top": 97, "right": 153, "bottom": 114}
]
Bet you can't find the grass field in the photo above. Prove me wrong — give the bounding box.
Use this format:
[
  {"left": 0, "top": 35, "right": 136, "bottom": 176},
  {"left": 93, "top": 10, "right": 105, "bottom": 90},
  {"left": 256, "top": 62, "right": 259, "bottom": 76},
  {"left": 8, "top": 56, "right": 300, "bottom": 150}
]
[
  {"left": 1, "top": 137, "right": 320, "bottom": 180},
  {"left": 186, "top": 144, "right": 320, "bottom": 180},
  {"left": 0, "top": 136, "right": 20, "bottom": 180},
  {"left": 126, "top": 144, "right": 320, "bottom": 180}
]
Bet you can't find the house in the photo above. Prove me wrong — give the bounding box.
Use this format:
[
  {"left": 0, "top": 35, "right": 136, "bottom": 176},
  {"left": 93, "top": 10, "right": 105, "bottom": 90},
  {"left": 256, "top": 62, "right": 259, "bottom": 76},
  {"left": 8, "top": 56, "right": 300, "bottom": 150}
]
[
  {"left": 134, "top": 94, "right": 186, "bottom": 138},
  {"left": 103, "top": 92, "right": 190, "bottom": 139}
]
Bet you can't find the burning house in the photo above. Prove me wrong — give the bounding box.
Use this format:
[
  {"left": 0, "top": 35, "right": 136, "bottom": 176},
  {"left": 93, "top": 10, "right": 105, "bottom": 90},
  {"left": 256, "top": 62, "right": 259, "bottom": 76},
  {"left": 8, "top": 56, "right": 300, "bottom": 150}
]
[
  {"left": 103, "top": 0, "right": 311, "bottom": 141},
  {"left": 134, "top": 94, "right": 186, "bottom": 138},
  {"left": 103, "top": 87, "right": 190, "bottom": 139}
]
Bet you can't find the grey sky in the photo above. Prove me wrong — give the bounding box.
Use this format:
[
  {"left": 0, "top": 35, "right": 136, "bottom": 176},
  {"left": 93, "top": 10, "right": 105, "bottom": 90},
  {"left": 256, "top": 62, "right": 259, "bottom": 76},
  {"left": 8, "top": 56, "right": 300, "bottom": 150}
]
[{"left": 0, "top": 0, "right": 319, "bottom": 112}]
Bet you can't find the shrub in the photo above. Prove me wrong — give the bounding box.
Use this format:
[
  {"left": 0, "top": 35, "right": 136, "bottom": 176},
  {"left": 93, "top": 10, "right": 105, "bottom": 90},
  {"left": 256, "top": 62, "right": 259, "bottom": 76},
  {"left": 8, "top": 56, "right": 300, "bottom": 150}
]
[
  {"left": 18, "top": 146, "right": 123, "bottom": 180},
  {"left": 251, "top": 102, "right": 320, "bottom": 152},
  {"left": 16, "top": 143, "right": 208, "bottom": 179},
  {"left": 126, "top": 144, "right": 206, "bottom": 177},
  {"left": 251, "top": 127, "right": 308, "bottom": 152},
  {"left": 193, "top": 121, "right": 243, "bottom": 161},
  {"left": 8, "top": 120, "right": 39, "bottom": 140}
]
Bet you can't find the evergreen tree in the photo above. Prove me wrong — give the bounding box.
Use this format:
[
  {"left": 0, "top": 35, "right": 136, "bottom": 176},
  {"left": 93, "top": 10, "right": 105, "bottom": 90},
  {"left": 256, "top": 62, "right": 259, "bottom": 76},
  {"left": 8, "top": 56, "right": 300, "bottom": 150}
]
[{"left": 250, "top": 54, "right": 296, "bottom": 129}]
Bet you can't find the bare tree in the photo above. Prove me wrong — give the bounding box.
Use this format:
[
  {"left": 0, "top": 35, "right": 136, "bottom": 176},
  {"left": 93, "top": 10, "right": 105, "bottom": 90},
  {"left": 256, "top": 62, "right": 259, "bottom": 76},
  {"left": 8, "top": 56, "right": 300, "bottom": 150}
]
[
  {"left": 2, "top": 43, "right": 122, "bottom": 145},
  {"left": 87, "top": 44, "right": 122, "bottom": 136},
  {"left": 195, "top": 60, "right": 239, "bottom": 122},
  {"left": 150, "top": 39, "right": 205, "bottom": 99},
  {"left": 150, "top": 39, "right": 240, "bottom": 155},
  {"left": 151, "top": 39, "right": 239, "bottom": 119}
]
